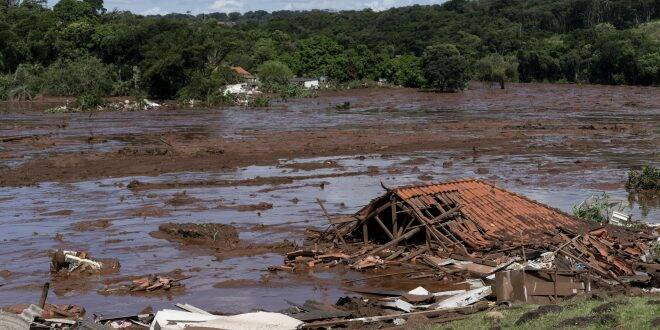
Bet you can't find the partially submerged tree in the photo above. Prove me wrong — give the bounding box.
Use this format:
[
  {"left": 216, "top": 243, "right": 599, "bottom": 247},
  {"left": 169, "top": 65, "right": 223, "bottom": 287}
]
[
  {"left": 475, "top": 53, "right": 519, "bottom": 89},
  {"left": 421, "top": 43, "right": 470, "bottom": 92}
]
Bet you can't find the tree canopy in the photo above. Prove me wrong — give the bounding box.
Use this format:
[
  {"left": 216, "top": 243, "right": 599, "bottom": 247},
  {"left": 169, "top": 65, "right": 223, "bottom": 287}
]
[{"left": 0, "top": 0, "right": 658, "bottom": 100}]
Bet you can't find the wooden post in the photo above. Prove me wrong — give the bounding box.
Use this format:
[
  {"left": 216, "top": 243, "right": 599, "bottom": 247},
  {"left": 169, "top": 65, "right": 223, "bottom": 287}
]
[
  {"left": 367, "top": 227, "right": 421, "bottom": 256},
  {"left": 375, "top": 215, "right": 395, "bottom": 240},
  {"left": 38, "top": 282, "right": 49, "bottom": 309},
  {"left": 363, "top": 223, "right": 369, "bottom": 244},
  {"left": 390, "top": 195, "right": 398, "bottom": 238}
]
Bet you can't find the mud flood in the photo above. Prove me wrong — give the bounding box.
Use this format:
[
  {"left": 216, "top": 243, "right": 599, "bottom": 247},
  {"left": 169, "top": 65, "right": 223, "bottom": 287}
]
[{"left": 0, "top": 83, "right": 658, "bottom": 316}]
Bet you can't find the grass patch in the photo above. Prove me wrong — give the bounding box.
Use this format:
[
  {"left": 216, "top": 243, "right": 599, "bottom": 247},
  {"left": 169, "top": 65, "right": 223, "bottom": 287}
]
[{"left": 429, "top": 296, "right": 659, "bottom": 330}]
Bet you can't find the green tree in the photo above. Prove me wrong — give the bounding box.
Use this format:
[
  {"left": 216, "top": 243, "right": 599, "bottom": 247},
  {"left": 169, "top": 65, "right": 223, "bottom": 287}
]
[
  {"left": 474, "top": 53, "right": 519, "bottom": 89},
  {"left": 389, "top": 55, "right": 425, "bottom": 87},
  {"left": 257, "top": 60, "right": 292, "bottom": 90},
  {"left": 422, "top": 43, "right": 470, "bottom": 92},
  {"left": 53, "top": 0, "right": 95, "bottom": 22}
]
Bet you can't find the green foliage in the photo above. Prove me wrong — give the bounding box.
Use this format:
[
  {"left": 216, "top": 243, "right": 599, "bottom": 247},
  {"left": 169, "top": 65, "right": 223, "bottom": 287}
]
[
  {"left": 40, "top": 55, "right": 115, "bottom": 96},
  {"left": 572, "top": 192, "right": 609, "bottom": 223},
  {"left": 422, "top": 43, "right": 470, "bottom": 92},
  {"left": 257, "top": 60, "right": 292, "bottom": 91},
  {"left": 475, "top": 53, "right": 519, "bottom": 89},
  {"left": 75, "top": 90, "right": 104, "bottom": 109},
  {"left": 177, "top": 67, "right": 235, "bottom": 105},
  {"left": 250, "top": 95, "right": 270, "bottom": 107},
  {"left": 0, "top": 0, "right": 658, "bottom": 102},
  {"left": 626, "top": 165, "right": 660, "bottom": 191},
  {"left": 389, "top": 55, "right": 425, "bottom": 88}
]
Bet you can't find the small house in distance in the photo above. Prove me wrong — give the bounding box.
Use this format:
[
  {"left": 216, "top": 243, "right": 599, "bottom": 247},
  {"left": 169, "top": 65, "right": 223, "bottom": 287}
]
[
  {"left": 291, "top": 77, "right": 320, "bottom": 89},
  {"left": 231, "top": 66, "right": 258, "bottom": 86}
]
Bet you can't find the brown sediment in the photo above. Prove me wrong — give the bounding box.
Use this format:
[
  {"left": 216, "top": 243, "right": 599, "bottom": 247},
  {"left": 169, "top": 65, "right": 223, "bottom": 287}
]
[
  {"left": 152, "top": 223, "right": 240, "bottom": 249},
  {"left": 217, "top": 202, "right": 273, "bottom": 212},
  {"left": 129, "top": 205, "right": 170, "bottom": 218},
  {"left": 70, "top": 219, "right": 112, "bottom": 232},
  {"left": 41, "top": 210, "right": 73, "bottom": 216},
  {"left": 212, "top": 279, "right": 261, "bottom": 288},
  {"left": 126, "top": 171, "right": 370, "bottom": 191},
  {"left": 278, "top": 160, "right": 342, "bottom": 171},
  {"left": 165, "top": 191, "right": 200, "bottom": 206}
]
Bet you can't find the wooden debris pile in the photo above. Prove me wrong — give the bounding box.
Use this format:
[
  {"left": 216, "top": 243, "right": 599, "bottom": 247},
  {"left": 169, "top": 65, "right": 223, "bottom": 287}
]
[{"left": 277, "top": 179, "right": 658, "bottom": 288}]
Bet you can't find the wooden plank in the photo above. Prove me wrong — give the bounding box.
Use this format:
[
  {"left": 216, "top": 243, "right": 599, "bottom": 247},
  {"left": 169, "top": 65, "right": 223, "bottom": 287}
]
[
  {"left": 374, "top": 215, "right": 395, "bottom": 240},
  {"left": 391, "top": 197, "right": 398, "bottom": 238},
  {"left": 366, "top": 227, "right": 421, "bottom": 256},
  {"left": 330, "top": 215, "right": 358, "bottom": 225}
]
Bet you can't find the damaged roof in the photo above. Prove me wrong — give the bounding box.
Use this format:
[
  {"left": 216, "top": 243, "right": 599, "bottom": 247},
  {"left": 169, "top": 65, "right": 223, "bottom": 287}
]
[{"left": 358, "top": 179, "right": 583, "bottom": 249}]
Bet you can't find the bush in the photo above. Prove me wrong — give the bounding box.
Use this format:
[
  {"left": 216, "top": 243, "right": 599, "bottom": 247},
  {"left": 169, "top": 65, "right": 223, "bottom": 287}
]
[
  {"left": 178, "top": 67, "right": 238, "bottom": 106},
  {"left": 389, "top": 55, "right": 425, "bottom": 88},
  {"left": 41, "top": 55, "right": 115, "bottom": 97},
  {"left": 76, "top": 91, "right": 104, "bottom": 109},
  {"left": 272, "top": 83, "right": 316, "bottom": 100},
  {"left": 474, "top": 53, "right": 519, "bottom": 89},
  {"left": 572, "top": 192, "right": 609, "bottom": 223},
  {"left": 258, "top": 60, "right": 293, "bottom": 91},
  {"left": 422, "top": 43, "right": 470, "bottom": 92},
  {"left": 625, "top": 165, "right": 660, "bottom": 191},
  {"left": 0, "top": 74, "right": 10, "bottom": 100},
  {"left": 250, "top": 96, "right": 270, "bottom": 107}
]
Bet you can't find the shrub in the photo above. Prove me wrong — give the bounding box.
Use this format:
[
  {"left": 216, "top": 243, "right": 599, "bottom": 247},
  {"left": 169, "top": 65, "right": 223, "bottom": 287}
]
[
  {"left": 572, "top": 192, "right": 609, "bottom": 223},
  {"left": 41, "top": 55, "right": 116, "bottom": 97},
  {"left": 250, "top": 96, "right": 270, "bottom": 107},
  {"left": 0, "top": 74, "right": 10, "bottom": 100},
  {"left": 389, "top": 55, "right": 425, "bottom": 88},
  {"left": 76, "top": 91, "right": 105, "bottom": 109},
  {"left": 258, "top": 60, "right": 293, "bottom": 91},
  {"left": 178, "top": 67, "right": 237, "bottom": 106},
  {"left": 625, "top": 165, "right": 660, "bottom": 191},
  {"left": 475, "top": 53, "right": 519, "bottom": 89},
  {"left": 422, "top": 43, "right": 470, "bottom": 92}
]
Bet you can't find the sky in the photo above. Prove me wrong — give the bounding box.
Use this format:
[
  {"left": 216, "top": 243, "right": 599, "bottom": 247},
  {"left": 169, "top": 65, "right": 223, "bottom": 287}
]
[{"left": 48, "top": 0, "right": 444, "bottom": 15}]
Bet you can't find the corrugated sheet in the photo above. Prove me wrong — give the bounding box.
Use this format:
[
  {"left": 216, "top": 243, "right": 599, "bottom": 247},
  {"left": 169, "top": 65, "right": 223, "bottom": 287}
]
[{"left": 391, "top": 179, "right": 582, "bottom": 244}]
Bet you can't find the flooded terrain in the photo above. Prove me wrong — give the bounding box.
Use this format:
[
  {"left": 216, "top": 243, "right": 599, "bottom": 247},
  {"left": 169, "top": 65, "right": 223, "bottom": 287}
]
[{"left": 0, "top": 83, "right": 658, "bottom": 316}]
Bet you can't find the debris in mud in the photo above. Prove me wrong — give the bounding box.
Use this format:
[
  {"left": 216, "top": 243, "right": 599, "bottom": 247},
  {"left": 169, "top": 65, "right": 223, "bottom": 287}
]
[
  {"left": 153, "top": 222, "right": 239, "bottom": 249},
  {"left": 99, "top": 274, "right": 188, "bottom": 295},
  {"left": 166, "top": 191, "right": 200, "bottom": 206},
  {"left": 272, "top": 178, "right": 658, "bottom": 315},
  {"left": 50, "top": 250, "right": 120, "bottom": 276},
  {"left": 1, "top": 303, "right": 86, "bottom": 319}
]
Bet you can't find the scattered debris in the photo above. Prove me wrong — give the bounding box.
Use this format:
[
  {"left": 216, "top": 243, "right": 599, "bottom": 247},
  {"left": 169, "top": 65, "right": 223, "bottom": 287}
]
[
  {"left": 50, "top": 250, "right": 120, "bottom": 276},
  {"left": 99, "top": 274, "right": 189, "bottom": 295}
]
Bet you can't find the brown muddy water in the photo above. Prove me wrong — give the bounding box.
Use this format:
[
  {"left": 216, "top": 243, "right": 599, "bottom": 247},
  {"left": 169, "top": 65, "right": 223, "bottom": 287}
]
[{"left": 0, "top": 83, "right": 658, "bottom": 316}]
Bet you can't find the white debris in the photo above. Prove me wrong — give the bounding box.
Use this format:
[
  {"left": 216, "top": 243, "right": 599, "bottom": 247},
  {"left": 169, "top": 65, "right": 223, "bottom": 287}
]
[
  {"left": 143, "top": 99, "right": 161, "bottom": 108},
  {"left": 434, "top": 286, "right": 492, "bottom": 310},
  {"left": 408, "top": 286, "right": 430, "bottom": 296},
  {"left": 150, "top": 310, "right": 303, "bottom": 330},
  {"left": 382, "top": 299, "right": 413, "bottom": 313},
  {"left": 63, "top": 251, "right": 102, "bottom": 270}
]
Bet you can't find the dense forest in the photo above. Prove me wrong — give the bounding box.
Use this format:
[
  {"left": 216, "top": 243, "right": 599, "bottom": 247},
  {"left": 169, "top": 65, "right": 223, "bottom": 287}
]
[{"left": 0, "top": 0, "right": 658, "bottom": 103}]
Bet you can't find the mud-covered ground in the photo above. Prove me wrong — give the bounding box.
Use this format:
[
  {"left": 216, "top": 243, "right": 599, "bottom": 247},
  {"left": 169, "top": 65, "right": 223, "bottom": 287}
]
[{"left": 0, "top": 83, "right": 658, "bottom": 316}]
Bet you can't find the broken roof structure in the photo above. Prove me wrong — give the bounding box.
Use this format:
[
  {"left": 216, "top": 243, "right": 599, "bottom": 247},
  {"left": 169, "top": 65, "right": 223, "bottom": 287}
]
[
  {"left": 318, "top": 179, "right": 653, "bottom": 278},
  {"left": 353, "top": 179, "right": 582, "bottom": 251}
]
